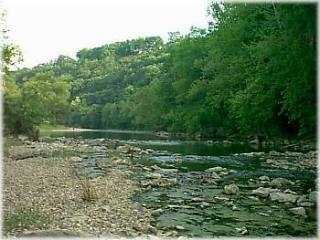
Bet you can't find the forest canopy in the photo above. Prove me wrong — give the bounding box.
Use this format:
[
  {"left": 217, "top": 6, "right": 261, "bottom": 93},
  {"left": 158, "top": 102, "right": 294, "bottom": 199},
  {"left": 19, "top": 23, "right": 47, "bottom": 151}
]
[{"left": 4, "top": 3, "right": 316, "bottom": 140}]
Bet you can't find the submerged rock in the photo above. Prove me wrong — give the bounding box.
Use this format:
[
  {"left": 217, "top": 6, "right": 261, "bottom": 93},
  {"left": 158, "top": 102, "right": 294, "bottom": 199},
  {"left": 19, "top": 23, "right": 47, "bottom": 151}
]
[{"left": 224, "top": 184, "right": 240, "bottom": 195}]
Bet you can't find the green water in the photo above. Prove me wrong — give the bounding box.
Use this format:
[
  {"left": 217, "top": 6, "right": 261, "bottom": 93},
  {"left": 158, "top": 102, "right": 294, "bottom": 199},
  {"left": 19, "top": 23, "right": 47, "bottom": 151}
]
[
  {"left": 42, "top": 130, "right": 317, "bottom": 237},
  {"left": 41, "top": 129, "right": 262, "bottom": 156}
]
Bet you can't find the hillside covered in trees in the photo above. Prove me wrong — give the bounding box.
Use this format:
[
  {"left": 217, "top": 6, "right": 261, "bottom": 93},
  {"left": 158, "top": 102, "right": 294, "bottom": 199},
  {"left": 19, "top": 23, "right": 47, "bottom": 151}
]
[{"left": 4, "top": 3, "right": 316, "bottom": 140}]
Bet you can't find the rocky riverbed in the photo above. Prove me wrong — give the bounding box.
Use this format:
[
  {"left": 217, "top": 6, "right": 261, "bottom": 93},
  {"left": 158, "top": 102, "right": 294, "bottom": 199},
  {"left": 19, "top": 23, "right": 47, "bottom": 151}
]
[{"left": 3, "top": 136, "right": 318, "bottom": 237}]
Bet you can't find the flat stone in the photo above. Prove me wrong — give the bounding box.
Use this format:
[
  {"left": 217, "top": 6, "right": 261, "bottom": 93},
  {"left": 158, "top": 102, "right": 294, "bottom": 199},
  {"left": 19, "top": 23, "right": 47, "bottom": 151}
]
[
  {"left": 146, "top": 173, "right": 162, "bottom": 179},
  {"left": 205, "top": 166, "right": 227, "bottom": 173},
  {"left": 215, "top": 196, "right": 230, "bottom": 201},
  {"left": 191, "top": 197, "right": 204, "bottom": 202},
  {"left": 176, "top": 225, "right": 186, "bottom": 230},
  {"left": 269, "top": 192, "right": 298, "bottom": 203},
  {"left": 289, "top": 207, "right": 307, "bottom": 217}
]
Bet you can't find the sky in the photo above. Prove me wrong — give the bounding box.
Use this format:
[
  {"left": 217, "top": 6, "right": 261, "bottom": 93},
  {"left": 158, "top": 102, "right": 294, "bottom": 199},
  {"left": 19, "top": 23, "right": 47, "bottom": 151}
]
[{"left": 2, "top": 0, "right": 211, "bottom": 68}]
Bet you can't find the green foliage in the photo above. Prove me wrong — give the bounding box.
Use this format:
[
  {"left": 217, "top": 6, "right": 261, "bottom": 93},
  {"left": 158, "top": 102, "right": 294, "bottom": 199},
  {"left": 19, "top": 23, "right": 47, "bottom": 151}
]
[
  {"left": 7, "top": 3, "right": 316, "bottom": 140},
  {"left": 4, "top": 209, "right": 49, "bottom": 232},
  {"left": 4, "top": 72, "right": 71, "bottom": 136}
]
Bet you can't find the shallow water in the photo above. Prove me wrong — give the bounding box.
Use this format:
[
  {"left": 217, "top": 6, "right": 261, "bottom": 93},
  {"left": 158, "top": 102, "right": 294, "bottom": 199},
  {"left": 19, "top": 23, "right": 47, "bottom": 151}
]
[
  {"left": 132, "top": 153, "right": 316, "bottom": 237},
  {"left": 41, "top": 129, "right": 263, "bottom": 156},
  {"left": 42, "top": 130, "right": 317, "bottom": 237}
]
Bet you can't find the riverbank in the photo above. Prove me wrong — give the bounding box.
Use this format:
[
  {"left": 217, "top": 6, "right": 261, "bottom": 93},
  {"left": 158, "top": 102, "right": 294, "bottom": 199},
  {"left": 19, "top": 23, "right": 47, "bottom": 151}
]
[
  {"left": 3, "top": 137, "right": 153, "bottom": 237},
  {"left": 3, "top": 136, "right": 318, "bottom": 237},
  {"left": 41, "top": 126, "right": 316, "bottom": 153}
]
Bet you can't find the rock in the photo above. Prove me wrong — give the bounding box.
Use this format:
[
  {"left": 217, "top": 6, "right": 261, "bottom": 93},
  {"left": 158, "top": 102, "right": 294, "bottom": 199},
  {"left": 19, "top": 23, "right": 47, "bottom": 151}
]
[
  {"left": 142, "top": 166, "right": 151, "bottom": 171},
  {"left": 205, "top": 166, "right": 227, "bottom": 173},
  {"left": 235, "top": 226, "right": 248, "bottom": 235},
  {"left": 242, "top": 152, "right": 264, "bottom": 157},
  {"left": 297, "top": 195, "right": 308, "bottom": 204},
  {"left": 252, "top": 187, "right": 275, "bottom": 198},
  {"left": 270, "top": 178, "right": 293, "bottom": 188},
  {"left": 191, "top": 197, "right": 204, "bottom": 202},
  {"left": 176, "top": 225, "right": 186, "bottom": 230},
  {"left": 70, "top": 156, "right": 82, "bottom": 162},
  {"left": 146, "top": 149, "right": 154, "bottom": 154},
  {"left": 201, "top": 202, "right": 211, "bottom": 207},
  {"left": 224, "top": 184, "right": 240, "bottom": 195},
  {"left": 163, "top": 178, "right": 177, "bottom": 186},
  {"left": 309, "top": 191, "right": 317, "bottom": 202},
  {"left": 146, "top": 173, "right": 162, "bottom": 179},
  {"left": 158, "top": 168, "right": 178, "bottom": 176},
  {"left": 247, "top": 196, "right": 260, "bottom": 201},
  {"left": 298, "top": 201, "right": 314, "bottom": 207},
  {"left": 151, "top": 208, "right": 164, "bottom": 216},
  {"left": 284, "top": 189, "right": 297, "bottom": 194},
  {"left": 151, "top": 165, "right": 162, "bottom": 170},
  {"left": 269, "top": 150, "right": 282, "bottom": 156},
  {"left": 269, "top": 192, "right": 298, "bottom": 203},
  {"left": 258, "top": 212, "right": 270, "bottom": 217},
  {"left": 140, "top": 180, "right": 152, "bottom": 187},
  {"left": 17, "top": 135, "right": 28, "bottom": 141},
  {"left": 163, "top": 230, "right": 177, "bottom": 237},
  {"left": 207, "top": 171, "right": 221, "bottom": 179},
  {"left": 148, "top": 226, "right": 158, "bottom": 235},
  {"left": 285, "top": 151, "right": 303, "bottom": 157},
  {"left": 258, "top": 175, "right": 270, "bottom": 181},
  {"left": 215, "top": 196, "right": 230, "bottom": 201},
  {"left": 289, "top": 207, "right": 307, "bottom": 217},
  {"left": 232, "top": 205, "right": 239, "bottom": 211},
  {"left": 116, "top": 145, "right": 131, "bottom": 153}
]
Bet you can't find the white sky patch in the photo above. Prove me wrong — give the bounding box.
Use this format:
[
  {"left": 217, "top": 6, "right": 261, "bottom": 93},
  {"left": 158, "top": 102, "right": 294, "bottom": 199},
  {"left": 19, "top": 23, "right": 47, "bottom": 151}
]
[{"left": 2, "top": 0, "right": 210, "bottom": 68}]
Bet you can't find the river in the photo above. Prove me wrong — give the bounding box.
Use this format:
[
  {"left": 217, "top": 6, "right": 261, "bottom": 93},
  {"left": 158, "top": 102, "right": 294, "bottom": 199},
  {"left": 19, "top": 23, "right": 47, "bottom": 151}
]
[{"left": 41, "top": 129, "right": 317, "bottom": 237}]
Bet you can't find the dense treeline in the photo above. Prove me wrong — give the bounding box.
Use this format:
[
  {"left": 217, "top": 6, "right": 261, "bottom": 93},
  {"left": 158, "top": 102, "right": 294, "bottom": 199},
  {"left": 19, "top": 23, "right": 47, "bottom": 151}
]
[{"left": 4, "top": 3, "right": 316, "bottom": 140}]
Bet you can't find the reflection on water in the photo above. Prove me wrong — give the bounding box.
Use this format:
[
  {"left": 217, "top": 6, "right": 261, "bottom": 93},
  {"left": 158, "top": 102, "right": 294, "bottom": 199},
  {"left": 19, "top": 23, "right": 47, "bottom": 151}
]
[{"left": 41, "top": 129, "right": 260, "bottom": 156}]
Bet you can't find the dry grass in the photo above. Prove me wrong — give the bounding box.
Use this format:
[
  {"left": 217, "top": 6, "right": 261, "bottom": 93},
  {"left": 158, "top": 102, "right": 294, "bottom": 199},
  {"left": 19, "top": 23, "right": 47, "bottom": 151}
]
[{"left": 80, "top": 178, "right": 98, "bottom": 202}]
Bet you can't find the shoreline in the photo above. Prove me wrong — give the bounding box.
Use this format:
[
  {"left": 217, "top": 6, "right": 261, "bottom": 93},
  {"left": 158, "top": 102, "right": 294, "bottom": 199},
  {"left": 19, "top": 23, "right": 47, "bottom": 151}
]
[
  {"left": 3, "top": 136, "right": 317, "bottom": 237},
  {"left": 3, "top": 137, "right": 153, "bottom": 237}
]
